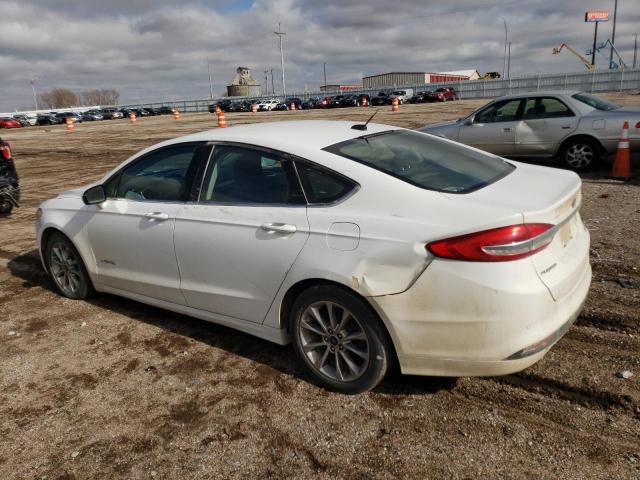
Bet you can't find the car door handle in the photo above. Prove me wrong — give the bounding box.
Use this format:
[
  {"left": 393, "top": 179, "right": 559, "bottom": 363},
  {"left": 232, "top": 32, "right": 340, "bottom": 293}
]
[
  {"left": 144, "top": 212, "right": 169, "bottom": 221},
  {"left": 260, "top": 223, "right": 297, "bottom": 234},
  {"left": 561, "top": 125, "right": 572, "bottom": 129},
  {"left": 502, "top": 127, "right": 513, "bottom": 132}
]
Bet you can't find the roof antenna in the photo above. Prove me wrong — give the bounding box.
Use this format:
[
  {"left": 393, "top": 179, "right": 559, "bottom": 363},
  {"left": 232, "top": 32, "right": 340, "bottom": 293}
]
[{"left": 351, "top": 108, "right": 380, "bottom": 131}]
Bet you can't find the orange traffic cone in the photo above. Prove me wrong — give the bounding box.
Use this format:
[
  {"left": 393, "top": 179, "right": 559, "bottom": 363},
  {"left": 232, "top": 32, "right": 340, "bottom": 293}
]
[
  {"left": 391, "top": 97, "right": 399, "bottom": 112},
  {"left": 215, "top": 105, "right": 221, "bottom": 114},
  {"left": 65, "top": 117, "right": 75, "bottom": 132},
  {"left": 217, "top": 111, "right": 227, "bottom": 128},
  {"left": 362, "top": 96, "right": 368, "bottom": 107},
  {"left": 173, "top": 109, "right": 181, "bottom": 120},
  {"left": 251, "top": 104, "right": 258, "bottom": 113},
  {"left": 611, "top": 121, "right": 631, "bottom": 180},
  {"left": 290, "top": 102, "right": 296, "bottom": 111},
  {"left": 129, "top": 111, "right": 137, "bottom": 124}
]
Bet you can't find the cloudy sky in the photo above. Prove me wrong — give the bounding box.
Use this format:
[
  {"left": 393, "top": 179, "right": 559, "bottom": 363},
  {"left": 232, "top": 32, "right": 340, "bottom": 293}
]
[{"left": 1, "top": 0, "right": 638, "bottom": 111}]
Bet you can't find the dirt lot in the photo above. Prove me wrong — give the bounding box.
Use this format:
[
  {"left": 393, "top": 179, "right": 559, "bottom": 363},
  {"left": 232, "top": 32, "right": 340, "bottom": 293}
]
[{"left": 1, "top": 95, "right": 639, "bottom": 479}]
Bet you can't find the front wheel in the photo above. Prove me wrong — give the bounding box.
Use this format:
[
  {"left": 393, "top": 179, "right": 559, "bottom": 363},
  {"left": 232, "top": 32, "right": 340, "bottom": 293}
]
[
  {"left": 560, "top": 138, "right": 600, "bottom": 172},
  {"left": 0, "top": 199, "right": 13, "bottom": 214},
  {"left": 289, "top": 285, "right": 392, "bottom": 394},
  {"left": 46, "top": 232, "right": 94, "bottom": 299}
]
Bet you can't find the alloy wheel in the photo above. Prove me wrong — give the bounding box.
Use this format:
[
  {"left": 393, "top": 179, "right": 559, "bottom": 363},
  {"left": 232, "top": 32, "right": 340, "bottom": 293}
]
[
  {"left": 49, "top": 241, "right": 83, "bottom": 296},
  {"left": 298, "top": 301, "right": 370, "bottom": 383},
  {"left": 565, "top": 143, "right": 593, "bottom": 169}
]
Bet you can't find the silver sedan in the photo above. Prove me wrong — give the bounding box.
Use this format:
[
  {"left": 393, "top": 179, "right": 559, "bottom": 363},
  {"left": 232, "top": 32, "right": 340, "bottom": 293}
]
[{"left": 419, "top": 91, "right": 640, "bottom": 171}]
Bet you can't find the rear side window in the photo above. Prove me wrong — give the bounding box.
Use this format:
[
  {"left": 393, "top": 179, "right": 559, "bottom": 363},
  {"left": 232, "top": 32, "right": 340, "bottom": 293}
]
[
  {"left": 523, "top": 97, "right": 574, "bottom": 119},
  {"left": 324, "top": 130, "right": 513, "bottom": 194},
  {"left": 295, "top": 161, "right": 357, "bottom": 204}
]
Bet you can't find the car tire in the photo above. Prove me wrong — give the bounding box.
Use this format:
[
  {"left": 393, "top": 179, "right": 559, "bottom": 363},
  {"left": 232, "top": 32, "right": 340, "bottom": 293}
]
[
  {"left": 560, "top": 137, "right": 600, "bottom": 172},
  {"left": 0, "top": 199, "right": 13, "bottom": 214},
  {"left": 289, "top": 285, "right": 393, "bottom": 394},
  {"left": 46, "top": 232, "right": 94, "bottom": 300}
]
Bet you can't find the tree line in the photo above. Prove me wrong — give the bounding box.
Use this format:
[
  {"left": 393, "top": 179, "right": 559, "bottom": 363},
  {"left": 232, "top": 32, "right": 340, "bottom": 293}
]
[{"left": 37, "top": 88, "right": 120, "bottom": 109}]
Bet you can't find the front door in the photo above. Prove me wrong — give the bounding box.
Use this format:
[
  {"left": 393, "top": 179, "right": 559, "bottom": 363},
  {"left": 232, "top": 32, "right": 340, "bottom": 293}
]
[
  {"left": 459, "top": 98, "right": 525, "bottom": 156},
  {"left": 175, "top": 144, "right": 309, "bottom": 323},
  {"left": 86, "top": 142, "right": 210, "bottom": 304}
]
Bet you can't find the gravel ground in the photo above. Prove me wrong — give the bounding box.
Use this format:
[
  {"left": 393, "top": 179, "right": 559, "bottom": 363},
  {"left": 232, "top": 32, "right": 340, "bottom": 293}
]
[{"left": 0, "top": 95, "right": 639, "bottom": 479}]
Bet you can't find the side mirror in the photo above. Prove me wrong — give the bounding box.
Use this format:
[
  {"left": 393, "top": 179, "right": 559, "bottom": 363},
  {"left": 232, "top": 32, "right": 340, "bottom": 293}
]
[
  {"left": 463, "top": 116, "right": 474, "bottom": 126},
  {"left": 82, "top": 185, "right": 106, "bottom": 205}
]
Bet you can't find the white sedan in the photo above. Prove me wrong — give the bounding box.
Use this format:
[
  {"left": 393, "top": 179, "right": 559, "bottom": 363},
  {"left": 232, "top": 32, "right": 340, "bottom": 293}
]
[{"left": 36, "top": 121, "right": 591, "bottom": 393}]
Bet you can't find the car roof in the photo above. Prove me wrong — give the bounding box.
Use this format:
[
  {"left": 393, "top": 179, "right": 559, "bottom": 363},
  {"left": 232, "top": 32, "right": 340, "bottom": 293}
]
[
  {"left": 153, "top": 120, "right": 399, "bottom": 155},
  {"left": 495, "top": 90, "right": 580, "bottom": 101}
]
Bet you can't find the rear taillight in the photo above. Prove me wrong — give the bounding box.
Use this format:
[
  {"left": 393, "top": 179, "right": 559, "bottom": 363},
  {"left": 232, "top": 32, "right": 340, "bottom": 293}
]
[
  {"left": 1, "top": 143, "right": 11, "bottom": 160},
  {"left": 427, "top": 223, "right": 554, "bottom": 262}
]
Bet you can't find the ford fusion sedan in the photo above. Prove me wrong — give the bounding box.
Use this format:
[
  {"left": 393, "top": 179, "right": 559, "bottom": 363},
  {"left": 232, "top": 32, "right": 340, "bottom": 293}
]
[
  {"left": 419, "top": 91, "right": 640, "bottom": 171},
  {"left": 36, "top": 121, "right": 591, "bottom": 393}
]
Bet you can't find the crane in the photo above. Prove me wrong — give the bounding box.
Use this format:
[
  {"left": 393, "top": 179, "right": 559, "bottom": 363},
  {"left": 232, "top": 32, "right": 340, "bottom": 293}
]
[
  {"left": 587, "top": 39, "right": 627, "bottom": 69},
  {"left": 552, "top": 44, "right": 596, "bottom": 70}
]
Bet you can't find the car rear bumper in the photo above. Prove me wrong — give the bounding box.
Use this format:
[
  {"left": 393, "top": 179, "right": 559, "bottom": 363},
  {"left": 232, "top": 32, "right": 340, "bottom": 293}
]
[{"left": 367, "top": 251, "right": 591, "bottom": 377}]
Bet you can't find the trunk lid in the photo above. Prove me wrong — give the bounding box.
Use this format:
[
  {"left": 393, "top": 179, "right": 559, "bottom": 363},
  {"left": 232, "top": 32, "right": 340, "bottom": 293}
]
[{"left": 458, "top": 161, "right": 588, "bottom": 301}]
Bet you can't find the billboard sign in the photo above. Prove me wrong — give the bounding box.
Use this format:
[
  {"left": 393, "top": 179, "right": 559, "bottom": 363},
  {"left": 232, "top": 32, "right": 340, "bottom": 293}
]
[{"left": 585, "top": 10, "right": 609, "bottom": 22}]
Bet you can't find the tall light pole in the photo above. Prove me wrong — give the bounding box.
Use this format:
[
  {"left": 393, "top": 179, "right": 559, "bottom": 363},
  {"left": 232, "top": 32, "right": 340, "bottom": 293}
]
[
  {"left": 608, "top": 0, "right": 618, "bottom": 69},
  {"left": 30, "top": 72, "right": 38, "bottom": 111},
  {"left": 274, "top": 22, "right": 286, "bottom": 97},
  {"left": 263, "top": 69, "right": 269, "bottom": 94},
  {"left": 323, "top": 62, "right": 327, "bottom": 89},
  {"left": 270, "top": 69, "right": 275, "bottom": 95},
  {"left": 502, "top": 19, "right": 509, "bottom": 79},
  {"left": 634, "top": 33, "right": 638, "bottom": 69},
  {"left": 507, "top": 42, "right": 511, "bottom": 79},
  {"left": 207, "top": 57, "right": 213, "bottom": 100}
]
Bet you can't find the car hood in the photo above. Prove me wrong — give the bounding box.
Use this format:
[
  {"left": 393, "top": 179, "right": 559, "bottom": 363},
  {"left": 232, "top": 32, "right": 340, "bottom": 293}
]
[{"left": 58, "top": 187, "right": 87, "bottom": 199}]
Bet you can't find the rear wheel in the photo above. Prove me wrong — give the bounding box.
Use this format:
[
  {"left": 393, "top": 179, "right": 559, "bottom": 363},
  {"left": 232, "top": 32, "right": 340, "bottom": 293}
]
[
  {"left": 0, "top": 199, "right": 12, "bottom": 214},
  {"left": 46, "top": 232, "right": 93, "bottom": 299},
  {"left": 560, "top": 137, "right": 600, "bottom": 172},
  {"left": 289, "top": 285, "right": 392, "bottom": 394}
]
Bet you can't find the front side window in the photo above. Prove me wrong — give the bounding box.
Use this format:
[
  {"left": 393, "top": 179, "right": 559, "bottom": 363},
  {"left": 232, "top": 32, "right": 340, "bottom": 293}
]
[
  {"left": 200, "top": 145, "right": 304, "bottom": 205},
  {"left": 475, "top": 98, "right": 524, "bottom": 123},
  {"left": 106, "top": 143, "right": 205, "bottom": 202},
  {"left": 324, "top": 130, "right": 513, "bottom": 194},
  {"left": 523, "top": 97, "right": 574, "bottom": 119}
]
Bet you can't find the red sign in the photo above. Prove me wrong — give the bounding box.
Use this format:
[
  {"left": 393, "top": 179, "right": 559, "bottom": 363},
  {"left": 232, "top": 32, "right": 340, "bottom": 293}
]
[{"left": 585, "top": 10, "right": 609, "bottom": 22}]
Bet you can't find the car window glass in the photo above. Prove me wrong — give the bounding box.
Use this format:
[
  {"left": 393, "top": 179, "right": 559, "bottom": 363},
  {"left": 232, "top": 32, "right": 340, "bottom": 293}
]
[
  {"left": 114, "top": 144, "right": 201, "bottom": 202},
  {"left": 201, "top": 145, "right": 304, "bottom": 205},
  {"left": 475, "top": 99, "right": 522, "bottom": 123},
  {"left": 524, "top": 97, "right": 574, "bottom": 119},
  {"left": 324, "top": 130, "right": 513, "bottom": 194},
  {"left": 295, "top": 161, "right": 357, "bottom": 204}
]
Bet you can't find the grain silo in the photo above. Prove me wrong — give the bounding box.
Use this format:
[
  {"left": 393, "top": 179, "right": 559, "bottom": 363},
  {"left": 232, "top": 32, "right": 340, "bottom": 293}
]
[{"left": 226, "top": 67, "right": 261, "bottom": 97}]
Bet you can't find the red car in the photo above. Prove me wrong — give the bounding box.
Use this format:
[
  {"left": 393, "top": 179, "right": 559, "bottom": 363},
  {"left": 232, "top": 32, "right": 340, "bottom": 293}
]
[
  {"left": 0, "top": 118, "right": 21, "bottom": 129},
  {"left": 427, "top": 87, "right": 457, "bottom": 102},
  {"left": 316, "top": 96, "right": 334, "bottom": 108}
]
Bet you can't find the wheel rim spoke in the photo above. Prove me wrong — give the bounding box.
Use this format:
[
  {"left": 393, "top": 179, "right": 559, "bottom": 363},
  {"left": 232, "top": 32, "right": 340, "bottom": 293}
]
[
  {"left": 309, "top": 306, "right": 329, "bottom": 333},
  {"left": 301, "top": 319, "right": 325, "bottom": 336},
  {"left": 345, "top": 343, "right": 368, "bottom": 360},
  {"left": 315, "top": 347, "right": 330, "bottom": 369},
  {"left": 339, "top": 350, "right": 361, "bottom": 377}
]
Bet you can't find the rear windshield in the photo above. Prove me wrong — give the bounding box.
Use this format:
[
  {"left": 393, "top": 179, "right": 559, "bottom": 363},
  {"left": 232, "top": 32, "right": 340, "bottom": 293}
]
[
  {"left": 323, "top": 130, "right": 514, "bottom": 193},
  {"left": 572, "top": 92, "right": 619, "bottom": 111}
]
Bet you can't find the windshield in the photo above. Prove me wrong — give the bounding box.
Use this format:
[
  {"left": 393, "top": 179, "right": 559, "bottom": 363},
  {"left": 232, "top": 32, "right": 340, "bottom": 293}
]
[
  {"left": 572, "top": 92, "right": 619, "bottom": 111},
  {"left": 324, "top": 130, "right": 514, "bottom": 194}
]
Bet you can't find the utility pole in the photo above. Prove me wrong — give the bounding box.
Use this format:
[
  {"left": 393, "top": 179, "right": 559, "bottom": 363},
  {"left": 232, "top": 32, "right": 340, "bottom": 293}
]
[
  {"left": 29, "top": 72, "right": 38, "bottom": 111},
  {"left": 502, "top": 19, "right": 508, "bottom": 78},
  {"left": 274, "top": 22, "right": 286, "bottom": 97},
  {"left": 507, "top": 42, "right": 511, "bottom": 79},
  {"left": 270, "top": 69, "right": 275, "bottom": 95},
  {"left": 263, "top": 69, "right": 269, "bottom": 94},
  {"left": 207, "top": 57, "right": 213, "bottom": 100},
  {"left": 608, "top": 0, "right": 618, "bottom": 69},
  {"left": 323, "top": 62, "right": 327, "bottom": 89},
  {"left": 591, "top": 21, "right": 599, "bottom": 66},
  {"left": 633, "top": 34, "right": 638, "bottom": 69}
]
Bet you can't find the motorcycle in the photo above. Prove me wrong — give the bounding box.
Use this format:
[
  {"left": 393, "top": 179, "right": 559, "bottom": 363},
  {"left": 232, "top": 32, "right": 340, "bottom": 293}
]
[{"left": 0, "top": 138, "right": 20, "bottom": 215}]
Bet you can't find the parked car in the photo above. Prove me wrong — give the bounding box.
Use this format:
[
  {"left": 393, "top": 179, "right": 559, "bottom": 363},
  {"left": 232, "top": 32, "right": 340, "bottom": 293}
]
[
  {"left": 102, "top": 108, "right": 124, "bottom": 120},
  {"left": 340, "top": 94, "right": 371, "bottom": 107},
  {"left": 208, "top": 100, "right": 232, "bottom": 113},
  {"left": 0, "top": 118, "right": 21, "bottom": 129},
  {"left": 426, "top": 87, "right": 457, "bottom": 102},
  {"left": 82, "top": 110, "right": 104, "bottom": 121},
  {"left": 56, "top": 112, "right": 83, "bottom": 123},
  {"left": 370, "top": 92, "right": 389, "bottom": 106},
  {"left": 329, "top": 95, "right": 347, "bottom": 108},
  {"left": 316, "top": 97, "right": 334, "bottom": 109},
  {"left": 258, "top": 99, "right": 280, "bottom": 111},
  {"left": 389, "top": 89, "right": 413, "bottom": 104},
  {"left": 37, "top": 120, "right": 590, "bottom": 393},
  {"left": 12, "top": 115, "right": 31, "bottom": 127},
  {"left": 419, "top": 91, "right": 640, "bottom": 171},
  {"left": 0, "top": 138, "right": 20, "bottom": 214},
  {"left": 273, "top": 102, "right": 289, "bottom": 111},
  {"left": 36, "top": 114, "right": 61, "bottom": 126},
  {"left": 302, "top": 97, "right": 320, "bottom": 109},
  {"left": 285, "top": 98, "right": 303, "bottom": 109},
  {"left": 409, "top": 91, "right": 433, "bottom": 104}
]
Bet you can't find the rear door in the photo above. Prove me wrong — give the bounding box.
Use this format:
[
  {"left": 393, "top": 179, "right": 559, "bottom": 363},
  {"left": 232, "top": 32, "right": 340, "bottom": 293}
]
[
  {"left": 174, "top": 144, "right": 310, "bottom": 323},
  {"left": 515, "top": 96, "right": 578, "bottom": 157},
  {"left": 458, "top": 98, "right": 525, "bottom": 156}
]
